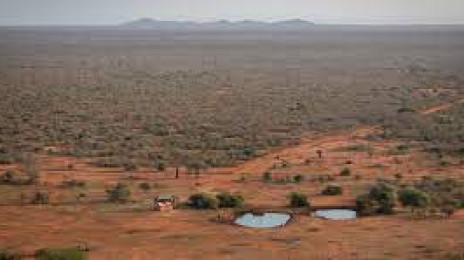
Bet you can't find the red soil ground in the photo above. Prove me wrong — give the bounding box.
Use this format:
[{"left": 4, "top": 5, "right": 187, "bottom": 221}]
[{"left": 0, "top": 98, "right": 463, "bottom": 259}]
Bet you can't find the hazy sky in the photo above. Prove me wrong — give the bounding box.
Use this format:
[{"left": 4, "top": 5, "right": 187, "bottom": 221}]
[{"left": 1, "top": 0, "right": 463, "bottom": 25}]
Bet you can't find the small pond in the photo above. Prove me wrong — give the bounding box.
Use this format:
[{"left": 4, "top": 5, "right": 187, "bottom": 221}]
[
  {"left": 314, "top": 209, "right": 357, "bottom": 220},
  {"left": 235, "top": 212, "right": 291, "bottom": 228}
]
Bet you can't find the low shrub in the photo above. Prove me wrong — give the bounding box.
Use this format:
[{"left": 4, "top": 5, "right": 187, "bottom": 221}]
[
  {"left": 262, "top": 172, "right": 272, "bottom": 182},
  {"left": 0, "top": 154, "right": 14, "bottom": 165},
  {"left": 106, "top": 183, "right": 131, "bottom": 203},
  {"left": 138, "top": 182, "right": 151, "bottom": 191},
  {"left": 61, "top": 180, "right": 86, "bottom": 188},
  {"left": 0, "top": 170, "right": 16, "bottom": 184},
  {"left": 188, "top": 193, "right": 218, "bottom": 209},
  {"left": 123, "top": 162, "right": 137, "bottom": 172},
  {"left": 216, "top": 192, "right": 244, "bottom": 208},
  {"left": 293, "top": 174, "right": 304, "bottom": 183},
  {"left": 340, "top": 167, "right": 351, "bottom": 176},
  {"left": 415, "top": 177, "right": 463, "bottom": 216},
  {"left": 321, "top": 184, "right": 343, "bottom": 195},
  {"left": 35, "top": 247, "right": 86, "bottom": 260},
  {"left": 31, "top": 191, "right": 50, "bottom": 204},
  {"left": 154, "top": 161, "right": 166, "bottom": 171},
  {"left": 0, "top": 248, "right": 20, "bottom": 260},
  {"left": 398, "top": 187, "right": 431, "bottom": 210},
  {"left": 356, "top": 182, "right": 396, "bottom": 216},
  {"left": 288, "top": 192, "right": 310, "bottom": 208},
  {"left": 93, "top": 158, "right": 124, "bottom": 168}
]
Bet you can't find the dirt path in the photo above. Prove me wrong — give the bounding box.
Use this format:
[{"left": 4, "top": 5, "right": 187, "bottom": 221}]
[
  {"left": 231, "top": 126, "right": 379, "bottom": 175},
  {"left": 421, "top": 97, "right": 464, "bottom": 115},
  {"left": 225, "top": 96, "right": 464, "bottom": 177}
]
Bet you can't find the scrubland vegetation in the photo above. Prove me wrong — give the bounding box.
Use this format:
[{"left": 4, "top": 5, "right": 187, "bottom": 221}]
[{"left": 0, "top": 27, "right": 463, "bottom": 259}]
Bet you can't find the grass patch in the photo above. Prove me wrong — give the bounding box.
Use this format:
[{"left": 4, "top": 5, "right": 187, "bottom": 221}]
[{"left": 35, "top": 247, "right": 87, "bottom": 260}]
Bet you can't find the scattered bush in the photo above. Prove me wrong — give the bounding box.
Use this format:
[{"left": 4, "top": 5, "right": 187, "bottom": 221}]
[
  {"left": 340, "top": 167, "right": 351, "bottom": 176},
  {"left": 457, "top": 147, "right": 464, "bottom": 156},
  {"left": 263, "top": 172, "right": 272, "bottom": 182},
  {"left": 0, "top": 170, "right": 16, "bottom": 184},
  {"left": 216, "top": 192, "right": 244, "bottom": 208},
  {"left": 398, "top": 187, "right": 431, "bottom": 211},
  {"left": 356, "top": 182, "right": 396, "bottom": 216},
  {"left": 321, "top": 184, "right": 343, "bottom": 196},
  {"left": 35, "top": 247, "right": 86, "bottom": 260},
  {"left": 0, "top": 248, "right": 20, "bottom": 260},
  {"left": 0, "top": 154, "right": 14, "bottom": 165},
  {"left": 154, "top": 161, "right": 166, "bottom": 171},
  {"left": 317, "top": 174, "right": 334, "bottom": 183},
  {"left": 414, "top": 177, "right": 464, "bottom": 216},
  {"left": 138, "top": 182, "right": 151, "bottom": 191},
  {"left": 61, "top": 180, "right": 86, "bottom": 188},
  {"left": 293, "top": 174, "right": 304, "bottom": 183},
  {"left": 288, "top": 192, "right": 310, "bottom": 208},
  {"left": 188, "top": 193, "right": 218, "bottom": 209},
  {"left": 31, "top": 191, "right": 50, "bottom": 205},
  {"left": 106, "top": 183, "right": 131, "bottom": 203},
  {"left": 123, "top": 162, "right": 137, "bottom": 172},
  {"left": 238, "top": 173, "right": 248, "bottom": 182},
  {"left": 93, "top": 158, "right": 124, "bottom": 168},
  {"left": 21, "top": 154, "right": 40, "bottom": 184}
]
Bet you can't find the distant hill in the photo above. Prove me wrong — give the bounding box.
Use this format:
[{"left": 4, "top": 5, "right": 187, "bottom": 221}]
[{"left": 120, "top": 18, "right": 315, "bottom": 30}]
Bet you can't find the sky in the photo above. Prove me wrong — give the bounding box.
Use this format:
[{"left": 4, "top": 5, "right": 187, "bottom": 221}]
[{"left": 0, "top": 0, "right": 463, "bottom": 25}]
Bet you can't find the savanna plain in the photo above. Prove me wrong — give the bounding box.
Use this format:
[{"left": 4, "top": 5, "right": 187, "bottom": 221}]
[{"left": 0, "top": 26, "right": 464, "bottom": 259}]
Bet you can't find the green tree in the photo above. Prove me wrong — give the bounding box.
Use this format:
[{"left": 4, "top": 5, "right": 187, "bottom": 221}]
[
  {"left": 356, "top": 182, "right": 396, "bottom": 216},
  {"left": 288, "top": 192, "right": 310, "bottom": 208},
  {"left": 398, "top": 187, "right": 431, "bottom": 211},
  {"left": 106, "top": 183, "right": 131, "bottom": 203},
  {"left": 216, "top": 192, "right": 244, "bottom": 208},
  {"left": 321, "top": 184, "right": 343, "bottom": 196},
  {"left": 263, "top": 172, "right": 272, "bottom": 182},
  {"left": 340, "top": 167, "right": 351, "bottom": 176},
  {"left": 188, "top": 193, "right": 218, "bottom": 209}
]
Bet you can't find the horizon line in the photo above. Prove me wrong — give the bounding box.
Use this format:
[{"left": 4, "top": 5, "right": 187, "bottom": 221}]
[{"left": 1, "top": 17, "right": 464, "bottom": 27}]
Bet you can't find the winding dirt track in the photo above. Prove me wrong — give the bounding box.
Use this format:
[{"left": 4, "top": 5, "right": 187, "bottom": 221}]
[
  {"left": 421, "top": 98, "right": 464, "bottom": 115},
  {"left": 225, "top": 96, "right": 464, "bottom": 177}
]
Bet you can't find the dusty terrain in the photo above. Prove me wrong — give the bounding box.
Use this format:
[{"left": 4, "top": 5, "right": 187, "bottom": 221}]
[
  {"left": 1, "top": 100, "right": 464, "bottom": 259},
  {"left": 0, "top": 27, "right": 464, "bottom": 259}
]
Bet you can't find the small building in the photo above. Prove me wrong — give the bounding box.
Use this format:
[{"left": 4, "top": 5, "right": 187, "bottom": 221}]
[{"left": 154, "top": 195, "right": 179, "bottom": 211}]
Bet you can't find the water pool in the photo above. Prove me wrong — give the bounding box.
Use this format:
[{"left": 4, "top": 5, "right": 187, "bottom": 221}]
[
  {"left": 235, "top": 212, "right": 291, "bottom": 228},
  {"left": 314, "top": 209, "right": 357, "bottom": 220}
]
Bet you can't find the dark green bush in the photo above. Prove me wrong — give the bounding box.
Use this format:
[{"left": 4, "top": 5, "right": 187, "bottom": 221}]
[
  {"left": 356, "top": 194, "right": 380, "bottom": 216},
  {"left": 288, "top": 192, "right": 310, "bottom": 208},
  {"left": 0, "top": 154, "right": 14, "bottom": 165},
  {"left": 61, "top": 180, "right": 86, "bottom": 188},
  {"left": 106, "top": 183, "right": 131, "bottom": 203},
  {"left": 216, "top": 192, "right": 244, "bottom": 208},
  {"left": 35, "top": 247, "right": 86, "bottom": 260},
  {"left": 0, "top": 170, "right": 16, "bottom": 184},
  {"left": 293, "top": 174, "right": 304, "bottom": 183},
  {"left": 398, "top": 187, "right": 431, "bottom": 210},
  {"left": 340, "top": 167, "right": 351, "bottom": 176},
  {"left": 0, "top": 248, "right": 20, "bottom": 260},
  {"left": 321, "top": 184, "right": 343, "bottom": 195},
  {"left": 457, "top": 147, "right": 464, "bottom": 156},
  {"left": 123, "top": 161, "right": 137, "bottom": 172},
  {"left": 188, "top": 193, "right": 218, "bottom": 209},
  {"left": 414, "top": 177, "right": 463, "bottom": 216},
  {"left": 263, "top": 172, "right": 272, "bottom": 182},
  {"left": 156, "top": 161, "right": 166, "bottom": 171},
  {"left": 356, "top": 182, "right": 396, "bottom": 216},
  {"left": 138, "top": 182, "right": 151, "bottom": 191},
  {"left": 93, "top": 158, "right": 124, "bottom": 168},
  {"left": 31, "top": 191, "right": 50, "bottom": 204}
]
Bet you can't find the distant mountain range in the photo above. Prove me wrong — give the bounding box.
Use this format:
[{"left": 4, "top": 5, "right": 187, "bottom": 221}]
[{"left": 120, "top": 18, "right": 315, "bottom": 30}]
